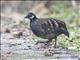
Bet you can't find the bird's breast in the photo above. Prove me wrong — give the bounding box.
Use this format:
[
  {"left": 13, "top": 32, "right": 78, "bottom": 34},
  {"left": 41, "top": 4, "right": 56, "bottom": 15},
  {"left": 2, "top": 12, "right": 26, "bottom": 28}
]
[{"left": 30, "top": 21, "right": 45, "bottom": 37}]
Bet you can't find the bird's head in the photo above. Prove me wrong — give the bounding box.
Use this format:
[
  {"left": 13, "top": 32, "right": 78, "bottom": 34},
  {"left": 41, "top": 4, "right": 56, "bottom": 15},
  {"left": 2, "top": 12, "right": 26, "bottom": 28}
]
[{"left": 24, "top": 12, "right": 37, "bottom": 20}]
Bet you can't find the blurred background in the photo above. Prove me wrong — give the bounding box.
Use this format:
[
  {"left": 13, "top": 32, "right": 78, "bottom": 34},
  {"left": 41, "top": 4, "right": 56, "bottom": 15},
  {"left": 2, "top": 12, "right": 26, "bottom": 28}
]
[{"left": 1, "top": 1, "right": 80, "bottom": 51}]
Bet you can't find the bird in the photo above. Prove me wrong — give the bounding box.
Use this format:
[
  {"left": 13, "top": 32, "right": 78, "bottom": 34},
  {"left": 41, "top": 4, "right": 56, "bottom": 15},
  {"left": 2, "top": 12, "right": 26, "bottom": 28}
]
[{"left": 24, "top": 12, "right": 69, "bottom": 48}]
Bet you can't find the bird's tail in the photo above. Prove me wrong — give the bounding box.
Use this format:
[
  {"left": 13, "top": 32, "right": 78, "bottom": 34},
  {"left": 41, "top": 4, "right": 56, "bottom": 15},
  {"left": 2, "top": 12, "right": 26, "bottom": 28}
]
[{"left": 63, "top": 29, "right": 69, "bottom": 37}]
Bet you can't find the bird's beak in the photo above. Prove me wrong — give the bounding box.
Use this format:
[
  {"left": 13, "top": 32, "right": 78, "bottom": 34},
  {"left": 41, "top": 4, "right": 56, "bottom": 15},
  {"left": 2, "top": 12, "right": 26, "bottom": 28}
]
[{"left": 24, "top": 15, "right": 28, "bottom": 19}]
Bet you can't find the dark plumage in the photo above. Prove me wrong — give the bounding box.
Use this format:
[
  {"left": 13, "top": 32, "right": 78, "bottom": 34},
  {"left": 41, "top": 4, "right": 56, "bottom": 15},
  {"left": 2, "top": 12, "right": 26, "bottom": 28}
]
[{"left": 24, "top": 12, "right": 69, "bottom": 48}]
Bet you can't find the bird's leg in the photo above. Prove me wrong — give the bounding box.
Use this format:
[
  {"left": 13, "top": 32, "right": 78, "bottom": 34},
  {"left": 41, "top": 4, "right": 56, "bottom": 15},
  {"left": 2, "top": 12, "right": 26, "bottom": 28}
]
[
  {"left": 46, "top": 39, "right": 52, "bottom": 46},
  {"left": 54, "top": 37, "right": 57, "bottom": 48}
]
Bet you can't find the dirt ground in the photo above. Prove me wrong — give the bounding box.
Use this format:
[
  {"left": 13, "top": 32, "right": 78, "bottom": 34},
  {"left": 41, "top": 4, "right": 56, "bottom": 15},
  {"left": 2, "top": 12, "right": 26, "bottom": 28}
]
[{"left": 1, "top": 31, "right": 80, "bottom": 60}]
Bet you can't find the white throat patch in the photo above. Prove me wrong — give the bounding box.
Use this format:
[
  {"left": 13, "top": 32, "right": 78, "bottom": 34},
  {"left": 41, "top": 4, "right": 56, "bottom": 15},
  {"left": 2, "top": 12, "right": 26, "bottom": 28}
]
[{"left": 30, "top": 15, "right": 34, "bottom": 19}]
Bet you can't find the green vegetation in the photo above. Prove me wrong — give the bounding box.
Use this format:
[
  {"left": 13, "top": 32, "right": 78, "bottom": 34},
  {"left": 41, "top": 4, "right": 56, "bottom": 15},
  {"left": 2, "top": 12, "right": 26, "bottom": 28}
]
[{"left": 48, "top": 4, "right": 80, "bottom": 51}]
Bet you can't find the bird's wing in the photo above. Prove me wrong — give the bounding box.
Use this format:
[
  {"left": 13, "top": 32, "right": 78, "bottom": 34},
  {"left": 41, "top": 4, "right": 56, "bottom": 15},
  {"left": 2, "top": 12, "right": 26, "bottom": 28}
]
[
  {"left": 53, "top": 18, "right": 66, "bottom": 28},
  {"left": 38, "top": 18, "right": 59, "bottom": 35}
]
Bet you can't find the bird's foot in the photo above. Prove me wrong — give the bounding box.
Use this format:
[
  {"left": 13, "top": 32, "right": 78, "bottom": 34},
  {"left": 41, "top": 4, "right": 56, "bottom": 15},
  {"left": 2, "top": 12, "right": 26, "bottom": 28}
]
[
  {"left": 54, "top": 46, "right": 57, "bottom": 48},
  {"left": 35, "top": 40, "right": 49, "bottom": 45},
  {"left": 53, "top": 45, "right": 59, "bottom": 48},
  {"left": 35, "top": 40, "right": 52, "bottom": 50}
]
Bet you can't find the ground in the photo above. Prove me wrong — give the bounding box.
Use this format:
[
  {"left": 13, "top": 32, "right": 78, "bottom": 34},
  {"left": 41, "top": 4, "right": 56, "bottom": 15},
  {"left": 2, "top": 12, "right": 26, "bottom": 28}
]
[{"left": 1, "top": 30, "right": 80, "bottom": 60}]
